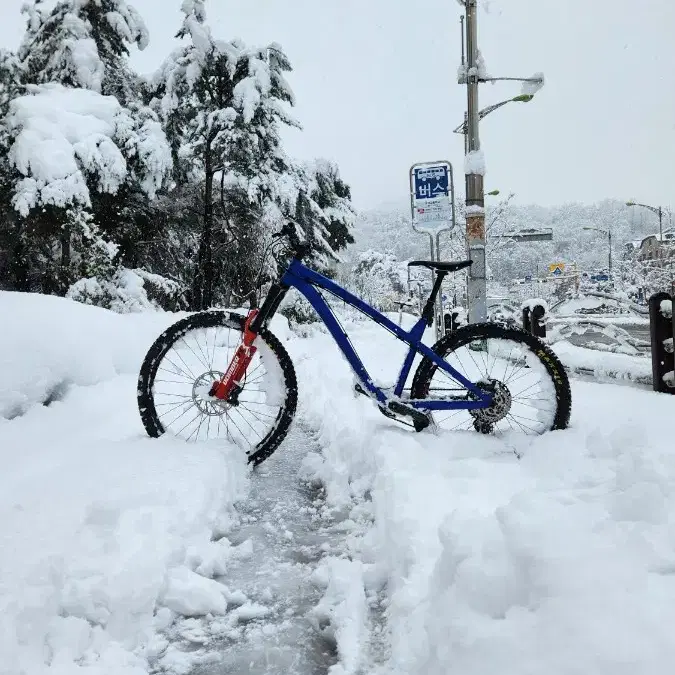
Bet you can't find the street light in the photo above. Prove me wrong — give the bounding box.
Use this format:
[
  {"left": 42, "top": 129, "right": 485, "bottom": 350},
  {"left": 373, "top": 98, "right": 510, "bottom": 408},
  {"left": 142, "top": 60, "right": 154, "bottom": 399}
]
[
  {"left": 583, "top": 226, "right": 612, "bottom": 279},
  {"left": 453, "top": 95, "right": 535, "bottom": 154},
  {"left": 626, "top": 201, "right": 664, "bottom": 241}
]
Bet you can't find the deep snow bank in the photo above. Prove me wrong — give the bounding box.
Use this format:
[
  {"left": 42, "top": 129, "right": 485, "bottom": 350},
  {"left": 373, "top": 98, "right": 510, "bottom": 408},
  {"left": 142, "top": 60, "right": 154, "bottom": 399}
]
[
  {"left": 0, "top": 291, "right": 183, "bottom": 418},
  {"left": 291, "top": 316, "right": 675, "bottom": 674},
  {"left": 0, "top": 293, "right": 292, "bottom": 675}
]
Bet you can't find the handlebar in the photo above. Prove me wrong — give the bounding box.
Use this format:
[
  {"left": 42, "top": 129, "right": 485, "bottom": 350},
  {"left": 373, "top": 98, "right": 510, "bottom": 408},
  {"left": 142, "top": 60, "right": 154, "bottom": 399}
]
[{"left": 273, "top": 221, "right": 311, "bottom": 261}]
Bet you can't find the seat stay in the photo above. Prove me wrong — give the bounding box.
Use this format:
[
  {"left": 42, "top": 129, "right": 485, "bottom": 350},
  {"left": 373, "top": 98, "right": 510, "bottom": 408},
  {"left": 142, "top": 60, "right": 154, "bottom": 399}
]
[{"left": 281, "top": 260, "right": 491, "bottom": 411}]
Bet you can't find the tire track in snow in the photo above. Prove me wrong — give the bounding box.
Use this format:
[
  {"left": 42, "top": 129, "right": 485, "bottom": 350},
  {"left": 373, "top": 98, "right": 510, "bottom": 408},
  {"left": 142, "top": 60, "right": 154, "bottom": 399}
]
[{"left": 157, "top": 422, "right": 364, "bottom": 675}]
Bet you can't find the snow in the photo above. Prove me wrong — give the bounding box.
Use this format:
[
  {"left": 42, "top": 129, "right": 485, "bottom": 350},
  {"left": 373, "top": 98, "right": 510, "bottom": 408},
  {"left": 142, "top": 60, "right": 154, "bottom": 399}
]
[
  {"left": 0, "top": 373, "right": 248, "bottom": 675},
  {"left": 521, "top": 71, "right": 545, "bottom": 96},
  {"left": 550, "top": 340, "right": 652, "bottom": 386},
  {"left": 660, "top": 299, "right": 672, "bottom": 318},
  {"left": 309, "top": 557, "right": 368, "bottom": 675},
  {"left": 0, "top": 291, "right": 181, "bottom": 419},
  {"left": 522, "top": 297, "right": 548, "bottom": 312},
  {"left": 68, "top": 36, "right": 105, "bottom": 92},
  {"left": 464, "top": 149, "right": 486, "bottom": 176},
  {"left": 162, "top": 567, "right": 228, "bottom": 617},
  {"left": 292, "top": 313, "right": 675, "bottom": 674},
  {"left": 553, "top": 295, "right": 612, "bottom": 315},
  {"left": 7, "top": 84, "right": 171, "bottom": 216},
  {"left": 465, "top": 204, "right": 485, "bottom": 216},
  {"left": 0, "top": 291, "right": 313, "bottom": 674},
  {"left": 475, "top": 50, "right": 489, "bottom": 80},
  {"left": 256, "top": 337, "right": 288, "bottom": 407},
  {"left": 4, "top": 290, "right": 675, "bottom": 674}
]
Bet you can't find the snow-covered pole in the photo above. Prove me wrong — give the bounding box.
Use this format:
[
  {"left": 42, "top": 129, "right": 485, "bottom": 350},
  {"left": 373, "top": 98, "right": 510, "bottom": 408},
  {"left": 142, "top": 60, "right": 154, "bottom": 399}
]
[{"left": 464, "top": 0, "right": 487, "bottom": 324}]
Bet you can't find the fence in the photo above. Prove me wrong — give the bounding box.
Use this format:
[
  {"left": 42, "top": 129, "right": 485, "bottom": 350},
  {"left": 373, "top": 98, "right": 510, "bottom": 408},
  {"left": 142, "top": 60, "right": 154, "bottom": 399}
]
[{"left": 521, "top": 293, "right": 675, "bottom": 394}]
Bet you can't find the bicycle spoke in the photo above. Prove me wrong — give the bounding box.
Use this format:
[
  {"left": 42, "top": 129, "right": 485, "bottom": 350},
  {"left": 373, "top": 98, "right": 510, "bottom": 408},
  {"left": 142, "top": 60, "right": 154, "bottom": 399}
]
[
  {"left": 175, "top": 409, "right": 205, "bottom": 438},
  {"left": 171, "top": 345, "right": 199, "bottom": 381},
  {"left": 159, "top": 359, "right": 194, "bottom": 382},
  {"left": 179, "top": 334, "right": 210, "bottom": 372},
  {"left": 157, "top": 399, "right": 191, "bottom": 417},
  {"left": 193, "top": 330, "right": 213, "bottom": 371},
  {"left": 240, "top": 404, "right": 278, "bottom": 420},
  {"left": 232, "top": 407, "right": 265, "bottom": 440},
  {"left": 188, "top": 412, "right": 208, "bottom": 442}
]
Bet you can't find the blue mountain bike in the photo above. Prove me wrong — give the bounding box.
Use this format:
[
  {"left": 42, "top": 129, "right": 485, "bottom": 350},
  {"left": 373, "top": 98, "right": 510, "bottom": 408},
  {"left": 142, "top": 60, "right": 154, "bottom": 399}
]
[{"left": 138, "top": 223, "right": 571, "bottom": 465}]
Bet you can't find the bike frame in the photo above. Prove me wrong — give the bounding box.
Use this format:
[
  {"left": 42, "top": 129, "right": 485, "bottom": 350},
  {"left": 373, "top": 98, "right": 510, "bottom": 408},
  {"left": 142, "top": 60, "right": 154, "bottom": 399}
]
[{"left": 274, "top": 259, "right": 491, "bottom": 412}]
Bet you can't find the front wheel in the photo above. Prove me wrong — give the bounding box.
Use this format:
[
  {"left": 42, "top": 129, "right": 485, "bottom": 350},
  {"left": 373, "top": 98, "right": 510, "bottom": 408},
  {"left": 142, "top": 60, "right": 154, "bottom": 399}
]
[
  {"left": 411, "top": 322, "right": 571, "bottom": 435},
  {"left": 137, "top": 311, "right": 297, "bottom": 465}
]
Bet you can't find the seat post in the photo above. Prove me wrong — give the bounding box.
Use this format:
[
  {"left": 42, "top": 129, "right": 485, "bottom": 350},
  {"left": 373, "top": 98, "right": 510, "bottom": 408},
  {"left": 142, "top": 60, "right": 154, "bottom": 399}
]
[{"left": 421, "top": 272, "right": 447, "bottom": 327}]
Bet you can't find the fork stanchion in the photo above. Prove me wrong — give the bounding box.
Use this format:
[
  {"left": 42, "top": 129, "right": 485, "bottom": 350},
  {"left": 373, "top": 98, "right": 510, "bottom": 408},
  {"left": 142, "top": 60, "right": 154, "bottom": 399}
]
[
  {"left": 648, "top": 291, "right": 674, "bottom": 394},
  {"left": 522, "top": 306, "right": 532, "bottom": 333}
]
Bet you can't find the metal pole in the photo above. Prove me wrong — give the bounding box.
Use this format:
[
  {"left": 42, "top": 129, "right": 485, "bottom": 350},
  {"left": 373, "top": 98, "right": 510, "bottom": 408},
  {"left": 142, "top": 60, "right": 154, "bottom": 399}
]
[
  {"left": 463, "top": 112, "right": 468, "bottom": 155},
  {"left": 427, "top": 233, "right": 440, "bottom": 340},
  {"left": 659, "top": 206, "right": 663, "bottom": 242},
  {"left": 608, "top": 230, "right": 612, "bottom": 279},
  {"left": 464, "top": 0, "right": 486, "bottom": 324},
  {"left": 435, "top": 231, "right": 444, "bottom": 337}
]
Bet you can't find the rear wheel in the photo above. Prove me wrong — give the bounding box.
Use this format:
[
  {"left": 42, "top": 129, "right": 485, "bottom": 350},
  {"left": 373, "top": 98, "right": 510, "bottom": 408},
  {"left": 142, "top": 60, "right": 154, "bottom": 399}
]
[
  {"left": 137, "top": 311, "right": 297, "bottom": 465},
  {"left": 411, "top": 322, "right": 571, "bottom": 435}
]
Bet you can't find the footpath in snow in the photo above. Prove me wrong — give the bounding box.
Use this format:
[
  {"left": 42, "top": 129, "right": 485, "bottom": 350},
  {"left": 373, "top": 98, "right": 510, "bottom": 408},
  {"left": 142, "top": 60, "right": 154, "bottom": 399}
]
[{"left": 2, "top": 290, "right": 675, "bottom": 675}]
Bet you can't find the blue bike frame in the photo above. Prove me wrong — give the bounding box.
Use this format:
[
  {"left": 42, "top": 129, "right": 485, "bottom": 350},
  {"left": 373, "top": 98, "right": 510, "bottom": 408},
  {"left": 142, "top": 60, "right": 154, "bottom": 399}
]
[{"left": 280, "top": 259, "right": 491, "bottom": 412}]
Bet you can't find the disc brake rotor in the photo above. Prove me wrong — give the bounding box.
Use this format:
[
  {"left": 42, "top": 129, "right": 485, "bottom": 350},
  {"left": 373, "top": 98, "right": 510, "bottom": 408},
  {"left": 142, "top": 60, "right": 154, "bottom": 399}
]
[{"left": 192, "top": 371, "right": 230, "bottom": 416}]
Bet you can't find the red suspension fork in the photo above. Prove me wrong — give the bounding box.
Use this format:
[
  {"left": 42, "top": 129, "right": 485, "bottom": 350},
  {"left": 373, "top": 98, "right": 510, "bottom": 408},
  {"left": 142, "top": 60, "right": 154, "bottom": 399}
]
[{"left": 209, "top": 310, "right": 259, "bottom": 401}]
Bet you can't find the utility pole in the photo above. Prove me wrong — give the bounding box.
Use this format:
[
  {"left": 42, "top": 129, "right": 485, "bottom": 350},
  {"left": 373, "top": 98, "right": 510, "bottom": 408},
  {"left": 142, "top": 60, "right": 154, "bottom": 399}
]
[
  {"left": 457, "top": 3, "right": 544, "bottom": 324},
  {"left": 464, "top": 0, "right": 487, "bottom": 323}
]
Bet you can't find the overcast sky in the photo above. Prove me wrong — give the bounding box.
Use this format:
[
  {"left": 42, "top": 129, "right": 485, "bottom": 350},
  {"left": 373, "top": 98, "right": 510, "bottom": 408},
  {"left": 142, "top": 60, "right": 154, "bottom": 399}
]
[{"left": 3, "top": 0, "right": 674, "bottom": 213}]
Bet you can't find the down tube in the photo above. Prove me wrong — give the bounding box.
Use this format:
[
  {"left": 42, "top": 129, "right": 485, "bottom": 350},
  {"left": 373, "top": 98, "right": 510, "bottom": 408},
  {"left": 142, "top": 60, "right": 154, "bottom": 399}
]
[{"left": 291, "top": 278, "right": 387, "bottom": 405}]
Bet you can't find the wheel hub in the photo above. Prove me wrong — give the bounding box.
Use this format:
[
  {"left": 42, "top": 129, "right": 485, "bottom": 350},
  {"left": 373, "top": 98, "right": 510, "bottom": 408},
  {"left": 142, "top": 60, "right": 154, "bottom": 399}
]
[
  {"left": 470, "top": 378, "right": 512, "bottom": 426},
  {"left": 192, "top": 371, "right": 231, "bottom": 415}
]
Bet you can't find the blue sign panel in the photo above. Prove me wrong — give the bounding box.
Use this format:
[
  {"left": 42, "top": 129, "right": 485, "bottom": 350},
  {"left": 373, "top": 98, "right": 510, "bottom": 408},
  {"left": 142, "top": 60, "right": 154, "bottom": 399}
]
[{"left": 413, "top": 165, "right": 449, "bottom": 201}]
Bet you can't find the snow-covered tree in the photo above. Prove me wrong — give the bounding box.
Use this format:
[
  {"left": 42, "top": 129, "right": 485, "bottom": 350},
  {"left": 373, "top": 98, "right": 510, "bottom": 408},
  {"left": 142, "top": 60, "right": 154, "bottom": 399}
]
[
  {"left": 0, "top": 50, "right": 23, "bottom": 117},
  {"left": 3, "top": 83, "right": 171, "bottom": 296},
  {"left": 150, "top": 2, "right": 303, "bottom": 309},
  {"left": 18, "top": 0, "right": 148, "bottom": 102},
  {"left": 304, "top": 159, "right": 355, "bottom": 256},
  {"left": 349, "top": 250, "right": 409, "bottom": 312}
]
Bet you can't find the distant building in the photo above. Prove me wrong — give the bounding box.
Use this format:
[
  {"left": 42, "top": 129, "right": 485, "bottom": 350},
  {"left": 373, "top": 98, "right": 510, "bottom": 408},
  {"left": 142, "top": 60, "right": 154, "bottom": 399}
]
[{"left": 636, "top": 228, "right": 675, "bottom": 261}]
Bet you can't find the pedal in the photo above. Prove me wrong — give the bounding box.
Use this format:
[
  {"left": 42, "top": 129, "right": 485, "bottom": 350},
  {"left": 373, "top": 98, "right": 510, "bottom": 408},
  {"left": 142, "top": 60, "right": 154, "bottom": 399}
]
[{"left": 387, "top": 400, "right": 431, "bottom": 432}]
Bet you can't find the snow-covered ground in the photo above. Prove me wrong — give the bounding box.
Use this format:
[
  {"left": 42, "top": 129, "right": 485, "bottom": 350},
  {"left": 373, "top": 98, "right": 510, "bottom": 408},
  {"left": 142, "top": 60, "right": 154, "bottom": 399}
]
[{"left": 2, "top": 291, "right": 675, "bottom": 675}]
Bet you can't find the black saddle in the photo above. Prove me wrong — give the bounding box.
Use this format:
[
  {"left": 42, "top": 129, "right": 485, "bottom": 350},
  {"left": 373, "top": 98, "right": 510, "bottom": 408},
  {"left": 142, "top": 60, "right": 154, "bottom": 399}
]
[{"left": 408, "top": 260, "right": 473, "bottom": 273}]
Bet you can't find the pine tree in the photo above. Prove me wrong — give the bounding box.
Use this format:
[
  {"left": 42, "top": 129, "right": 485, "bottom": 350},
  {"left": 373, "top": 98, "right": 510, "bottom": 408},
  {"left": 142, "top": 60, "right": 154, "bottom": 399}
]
[
  {"left": 0, "top": 50, "right": 25, "bottom": 290},
  {"left": 3, "top": 1, "right": 177, "bottom": 302},
  {"left": 151, "top": 2, "right": 300, "bottom": 309},
  {"left": 306, "top": 159, "right": 355, "bottom": 254},
  {"left": 18, "top": 0, "right": 148, "bottom": 102},
  {"left": 3, "top": 83, "right": 171, "bottom": 295}
]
